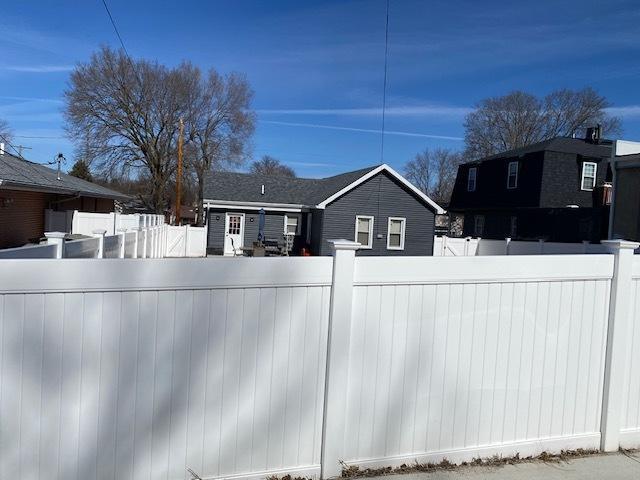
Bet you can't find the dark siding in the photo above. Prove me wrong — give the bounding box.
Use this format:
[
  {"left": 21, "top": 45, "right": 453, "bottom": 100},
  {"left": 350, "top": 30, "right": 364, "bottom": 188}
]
[
  {"left": 612, "top": 168, "right": 640, "bottom": 241},
  {"left": 207, "top": 208, "right": 306, "bottom": 254},
  {"left": 462, "top": 207, "right": 608, "bottom": 242},
  {"left": 318, "top": 171, "right": 435, "bottom": 256},
  {"left": 449, "top": 152, "right": 545, "bottom": 210},
  {"left": 539, "top": 152, "right": 609, "bottom": 208},
  {"left": 310, "top": 208, "right": 324, "bottom": 255}
]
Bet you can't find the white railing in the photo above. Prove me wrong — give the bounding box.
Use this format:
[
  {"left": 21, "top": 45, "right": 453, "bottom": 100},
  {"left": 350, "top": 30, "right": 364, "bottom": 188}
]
[
  {"left": 0, "top": 240, "right": 638, "bottom": 479},
  {"left": 434, "top": 236, "right": 611, "bottom": 256}
]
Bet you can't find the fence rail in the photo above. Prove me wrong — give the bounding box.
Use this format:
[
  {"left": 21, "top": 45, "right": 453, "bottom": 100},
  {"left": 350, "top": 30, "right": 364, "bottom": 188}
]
[
  {"left": 434, "top": 236, "right": 613, "bottom": 256},
  {"left": 0, "top": 241, "right": 638, "bottom": 480}
]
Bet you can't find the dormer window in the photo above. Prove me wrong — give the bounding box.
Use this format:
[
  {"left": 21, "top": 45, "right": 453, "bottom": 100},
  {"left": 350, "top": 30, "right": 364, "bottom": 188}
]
[
  {"left": 581, "top": 162, "right": 597, "bottom": 191},
  {"left": 467, "top": 167, "right": 477, "bottom": 192},
  {"left": 507, "top": 161, "right": 518, "bottom": 189}
]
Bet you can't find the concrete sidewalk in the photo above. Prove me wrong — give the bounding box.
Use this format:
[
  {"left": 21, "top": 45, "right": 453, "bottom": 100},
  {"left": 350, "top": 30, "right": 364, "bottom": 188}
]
[{"left": 367, "top": 452, "right": 640, "bottom": 480}]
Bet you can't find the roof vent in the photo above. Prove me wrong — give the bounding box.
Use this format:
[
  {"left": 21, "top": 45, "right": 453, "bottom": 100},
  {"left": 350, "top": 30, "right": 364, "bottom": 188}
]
[
  {"left": 261, "top": 184, "right": 265, "bottom": 195},
  {"left": 0, "top": 143, "right": 4, "bottom": 155}
]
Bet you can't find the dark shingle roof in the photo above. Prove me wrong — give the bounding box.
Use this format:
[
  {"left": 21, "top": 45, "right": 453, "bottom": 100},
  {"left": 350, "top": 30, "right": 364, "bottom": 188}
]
[
  {"left": 204, "top": 165, "right": 380, "bottom": 206},
  {"left": 468, "top": 137, "right": 612, "bottom": 164},
  {"left": 0, "top": 152, "right": 128, "bottom": 200}
]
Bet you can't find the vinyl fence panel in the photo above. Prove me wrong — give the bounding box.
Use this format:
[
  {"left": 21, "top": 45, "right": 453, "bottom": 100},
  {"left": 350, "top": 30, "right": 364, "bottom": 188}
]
[
  {"left": 0, "top": 258, "right": 333, "bottom": 480},
  {"left": 65, "top": 237, "right": 100, "bottom": 258},
  {"left": 341, "top": 255, "right": 613, "bottom": 467}
]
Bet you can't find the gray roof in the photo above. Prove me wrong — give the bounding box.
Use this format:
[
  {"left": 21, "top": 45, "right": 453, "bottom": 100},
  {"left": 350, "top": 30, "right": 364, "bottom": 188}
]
[
  {"left": 204, "top": 165, "right": 380, "bottom": 206},
  {"left": 468, "top": 137, "right": 613, "bottom": 164},
  {"left": 0, "top": 152, "right": 129, "bottom": 200}
]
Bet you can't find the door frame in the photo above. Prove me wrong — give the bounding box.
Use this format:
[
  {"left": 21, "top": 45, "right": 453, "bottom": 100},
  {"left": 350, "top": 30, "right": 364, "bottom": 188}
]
[{"left": 224, "top": 212, "right": 245, "bottom": 256}]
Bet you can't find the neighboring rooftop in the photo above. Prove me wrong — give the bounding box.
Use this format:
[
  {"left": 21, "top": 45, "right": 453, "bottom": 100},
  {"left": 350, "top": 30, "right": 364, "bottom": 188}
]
[
  {"left": 0, "top": 152, "right": 129, "bottom": 200},
  {"left": 204, "top": 165, "right": 379, "bottom": 206},
  {"left": 466, "top": 137, "right": 613, "bottom": 164}
]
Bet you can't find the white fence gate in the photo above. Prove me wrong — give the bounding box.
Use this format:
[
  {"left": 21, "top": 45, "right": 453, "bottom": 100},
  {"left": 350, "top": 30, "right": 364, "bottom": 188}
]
[
  {"left": 166, "top": 225, "right": 208, "bottom": 257},
  {"left": 0, "top": 240, "right": 639, "bottom": 480}
]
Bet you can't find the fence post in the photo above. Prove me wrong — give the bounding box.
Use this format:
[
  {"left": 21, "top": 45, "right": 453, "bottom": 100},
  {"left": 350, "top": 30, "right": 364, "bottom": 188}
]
[
  {"left": 184, "top": 225, "right": 190, "bottom": 257},
  {"left": 141, "top": 229, "right": 147, "bottom": 259},
  {"left": 92, "top": 229, "right": 106, "bottom": 259},
  {"left": 600, "top": 239, "right": 640, "bottom": 451},
  {"left": 132, "top": 227, "right": 139, "bottom": 258},
  {"left": 320, "top": 239, "right": 360, "bottom": 479},
  {"left": 505, "top": 237, "right": 511, "bottom": 255},
  {"left": 44, "top": 231, "right": 66, "bottom": 259},
  {"left": 538, "top": 239, "right": 545, "bottom": 254},
  {"left": 583, "top": 240, "right": 590, "bottom": 254},
  {"left": 117, "top": 228, "right": 127, "bottom": 258}
]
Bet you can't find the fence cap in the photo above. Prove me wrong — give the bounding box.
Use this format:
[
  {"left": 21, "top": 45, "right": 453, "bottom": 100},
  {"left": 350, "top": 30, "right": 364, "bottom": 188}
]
[
  {"left": 602, "top": 239, "right": 640, "bottom": 251},
  {"left": 92, "top": 229, "right": 107, "bottom": 235},
  {"left": 328, "top": 239, "right": 361, "bottom": 251},
  {"left": 44, "top": 231, "right": 66, "bottom": 239}
]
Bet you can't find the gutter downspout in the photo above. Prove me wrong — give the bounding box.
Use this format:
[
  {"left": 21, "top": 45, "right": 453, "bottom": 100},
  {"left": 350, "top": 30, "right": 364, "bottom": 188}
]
[{"left": 608, "top": 140, "right": 617, "bottom": 240}]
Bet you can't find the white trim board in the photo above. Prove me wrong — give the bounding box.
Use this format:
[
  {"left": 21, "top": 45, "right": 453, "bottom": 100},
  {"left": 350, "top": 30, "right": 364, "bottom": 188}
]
[
  {"left": 315, "top": 164, "right": 446, "bottom": 214},
  {"left": 204, "top": 200, "right": 305, "bottom": 212}
]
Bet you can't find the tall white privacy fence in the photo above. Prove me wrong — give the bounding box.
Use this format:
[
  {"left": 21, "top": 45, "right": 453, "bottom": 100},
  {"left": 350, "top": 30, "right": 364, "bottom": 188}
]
[
  {"left": 434, "top": 236, "right": 612, "bottom": 256},
  {"left": 1, "top": 240, "right": 640, "bottom": 480},
  {"left": 72, "top": 211, "right": 165, "bottom": 236}
]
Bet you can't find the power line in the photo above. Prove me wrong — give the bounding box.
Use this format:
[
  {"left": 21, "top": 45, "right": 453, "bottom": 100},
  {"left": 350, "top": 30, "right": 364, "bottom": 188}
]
[
  {"left": 380, "top": 0, "right": 390, "bottom": 164},
  {"left": 0, "top": 133, "right": 26, "bottom": 159},
  {"left": 100, "top": 0, "right": 133, "bottom": 60}
]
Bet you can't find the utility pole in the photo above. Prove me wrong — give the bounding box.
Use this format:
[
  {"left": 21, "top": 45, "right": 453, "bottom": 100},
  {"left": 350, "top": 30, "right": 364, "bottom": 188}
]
[{"left": 176, "top": 118, "right": 184, "bottom": 225}]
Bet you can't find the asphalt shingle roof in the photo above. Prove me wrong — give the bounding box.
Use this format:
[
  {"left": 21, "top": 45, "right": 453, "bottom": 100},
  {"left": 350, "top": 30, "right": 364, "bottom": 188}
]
[
  {"left": 0, "top": 152, "right": 128, "bottom": 200},
  {"left": 467, "top": 137, "right": 613, "bottom": 164},
  {"left": 204, "top": 165, "right": 380, "bottom": 206}
]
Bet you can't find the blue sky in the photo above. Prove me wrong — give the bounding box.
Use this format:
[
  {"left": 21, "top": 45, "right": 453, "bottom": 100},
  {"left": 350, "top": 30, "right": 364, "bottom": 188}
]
[{"left": 1, "top": 0, "right": 640, "bottom": 178}]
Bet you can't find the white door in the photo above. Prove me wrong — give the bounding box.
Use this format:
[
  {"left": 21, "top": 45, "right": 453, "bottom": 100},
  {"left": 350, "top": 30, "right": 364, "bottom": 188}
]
[{"left": 224, "top": 213, "right": 244, "bottom": 255}]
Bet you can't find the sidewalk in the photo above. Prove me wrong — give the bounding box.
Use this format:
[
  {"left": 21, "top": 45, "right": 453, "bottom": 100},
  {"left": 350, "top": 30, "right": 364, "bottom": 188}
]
[{"left": 366, "top": 452, "right": 640, "bottom": 480}]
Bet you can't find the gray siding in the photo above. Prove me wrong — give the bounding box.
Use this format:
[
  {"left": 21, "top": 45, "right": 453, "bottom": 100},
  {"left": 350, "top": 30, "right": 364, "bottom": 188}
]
[
  {"left": 207, "top": 208, "right": 309, "bottom": 254},
  {"left": 612, "top": 167, "right": 640, "bottom": 241},
  {"left": 318, "top": 171, "right": 435, "bottom": 256}
]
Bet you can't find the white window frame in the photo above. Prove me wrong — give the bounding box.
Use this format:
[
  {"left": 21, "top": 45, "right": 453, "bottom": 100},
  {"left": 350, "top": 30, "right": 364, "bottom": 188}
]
[
  {"left": 507, "top": 161, "right": 518, "bottom": 189},
  {"left": 467, "top": 167, "right": 477, "bottom": 192},
  {"left": 386, "top": 217, "right": 406, "bottom": 250},
  {"left": 355, "top": 215, "right": 374, "bottom": 249},
  {"left": 474, "top": 215, "right": 485, "bottom": 236},
  {"left": 283, "top": 214, "right": 301, "bottom": 235},
  {"left": 581, "top": 162, "right": 597, "bottom": 191}
]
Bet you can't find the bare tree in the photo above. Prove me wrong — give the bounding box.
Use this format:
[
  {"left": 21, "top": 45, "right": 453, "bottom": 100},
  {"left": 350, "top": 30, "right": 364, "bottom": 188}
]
[
  {"left": 249, "top": 155, "right": 296, "bottom": 177},
  {"left": 464, "top": 88, "right": 622, "bottom": 159},
  {"left": 184, "top": 66, "right": 255, "bottom": 225},
  {"left": 0, "top": 118, "right": 13, "bottom": 145},
  {"left": 405, "top": 148, "right": 461, "bottom": 205},
  {"left": 64, "top": 47, "right": 193, "bottom": 212}
]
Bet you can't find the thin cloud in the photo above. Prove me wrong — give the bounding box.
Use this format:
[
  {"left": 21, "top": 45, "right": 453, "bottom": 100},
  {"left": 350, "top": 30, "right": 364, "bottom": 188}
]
[
  {"left": 262, "top": 120, "right": 463, "bottom": 141},
  {"left": 3, "top": 65, "right": 74, "bottom": 73},
  {"left": 258, "top": 105, "right": 471, "bottom": 117},
  {"left": 606, "top": 106, "right": 640, "bottom": 118}
]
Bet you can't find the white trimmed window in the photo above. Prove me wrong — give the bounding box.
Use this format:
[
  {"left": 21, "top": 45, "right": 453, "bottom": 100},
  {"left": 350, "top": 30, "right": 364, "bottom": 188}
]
[
  {"left": 507, "top": 161, "right": 518, "bottom": 189},
  {"left": 467, "top": 167, "right": 477, "bottom": 192},
  {"left": 284, "top": 214, "right": 300, "bottom": 235},
  {"left": 474, "top": 215, "right": 485, "bottom": 236},
  {"left": 581, "top": 162, "right": 597, "bottom": 191},
  {"left": 355, "top": 215, "right": 374, "bottom": 248},
  {"left": 387, "top": 217, "right": 406, "bottom": 250}
]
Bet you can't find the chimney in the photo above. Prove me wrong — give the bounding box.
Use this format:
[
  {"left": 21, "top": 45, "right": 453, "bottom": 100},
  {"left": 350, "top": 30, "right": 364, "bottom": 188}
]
[
  {"left": 261, "top": 184, "right": 265, "bottom": 195},
  {"left": 585, "top": 124, "right": 602, "bottom": 144}
]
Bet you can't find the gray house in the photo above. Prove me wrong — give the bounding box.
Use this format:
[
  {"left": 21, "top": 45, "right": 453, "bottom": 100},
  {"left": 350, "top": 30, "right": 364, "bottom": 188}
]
[{"left": 203, "top": 164, "right": 444, "bottom": 256}]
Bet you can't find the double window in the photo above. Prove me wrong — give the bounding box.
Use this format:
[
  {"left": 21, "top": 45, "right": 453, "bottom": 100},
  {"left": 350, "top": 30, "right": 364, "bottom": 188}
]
[
  {"left": 581, "top": 162, "right": 597, "bottom": 191},
  {"left": 355, "top": 216, "right": 374, "bottom": 248},
  {"left": 387, "top": 217, "right": 406, "bottom": 250},
  {"left": 507, "top": 162, "right": 518, "bottom": 189},
  {"left": 467, "top": 167, "right": 477, "bottom": 192}
]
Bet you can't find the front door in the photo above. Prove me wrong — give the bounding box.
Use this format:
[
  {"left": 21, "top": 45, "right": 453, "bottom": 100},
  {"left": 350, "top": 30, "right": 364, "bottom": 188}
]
[{"left": 224, "top": 213, "right": 244, "bottom": 255}]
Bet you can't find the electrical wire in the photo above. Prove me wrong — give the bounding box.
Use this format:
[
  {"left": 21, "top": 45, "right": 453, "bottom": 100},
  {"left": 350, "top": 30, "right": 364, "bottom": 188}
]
[
  {"left": 0, "top": 133, "right": 26, "bottom": 159},
  {"left": 380, "top": 0, "right": 390, "bottom": 164},
  {"left": 100, "top": 0, "right": 133, "bottom": 61}
]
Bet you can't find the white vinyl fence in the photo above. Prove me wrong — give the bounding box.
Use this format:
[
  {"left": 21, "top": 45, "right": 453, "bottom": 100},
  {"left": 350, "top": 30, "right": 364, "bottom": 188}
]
[
  {"left": 0, "top": 240, "right": 639, "bottom": 480},
  {"left": 434, "top": 236, "right": 610, "bottom": 256},
  {"left": 71, "top": 211, "right": 165, "bottom": 236}
]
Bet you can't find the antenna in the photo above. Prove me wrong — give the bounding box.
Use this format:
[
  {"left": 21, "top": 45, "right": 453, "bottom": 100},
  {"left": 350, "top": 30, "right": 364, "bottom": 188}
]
[{"left": 49, "top": 153, "right": 66, "bottom": 180}]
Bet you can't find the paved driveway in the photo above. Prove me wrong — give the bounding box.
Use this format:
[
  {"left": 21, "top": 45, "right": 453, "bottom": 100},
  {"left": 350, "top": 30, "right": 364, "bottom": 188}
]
[{"left": 366, "top": 452, "right": 640, "bottom": 480}]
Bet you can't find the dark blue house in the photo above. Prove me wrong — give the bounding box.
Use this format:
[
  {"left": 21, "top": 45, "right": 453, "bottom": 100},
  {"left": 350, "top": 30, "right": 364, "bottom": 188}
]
[{"left": 203, "top": 164, "right": 444, "bottom": 256}]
